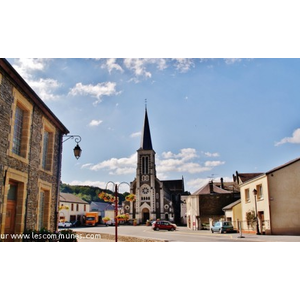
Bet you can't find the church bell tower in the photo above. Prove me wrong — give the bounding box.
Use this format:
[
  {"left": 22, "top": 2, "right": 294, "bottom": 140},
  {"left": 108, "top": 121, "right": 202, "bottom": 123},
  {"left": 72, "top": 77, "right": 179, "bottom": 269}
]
[{"left": 132, "top": 108, "right": 158, "bottom": 223}]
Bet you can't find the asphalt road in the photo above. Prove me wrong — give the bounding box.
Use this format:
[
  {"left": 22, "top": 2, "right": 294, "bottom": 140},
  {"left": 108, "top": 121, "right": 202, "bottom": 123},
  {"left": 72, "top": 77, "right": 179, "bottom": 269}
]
[{"left": 73, "top": 225, "right": 300, "bottom": 242}]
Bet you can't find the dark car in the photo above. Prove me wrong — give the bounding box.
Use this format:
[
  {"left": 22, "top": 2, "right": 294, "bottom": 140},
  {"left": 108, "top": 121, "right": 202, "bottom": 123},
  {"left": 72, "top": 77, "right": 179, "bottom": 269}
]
[
  {"left": 152, "top": 220, "right": 176, "bottom": 231},
  {"left": 211, "top": 221, "right": 234, "bottom": 233}
]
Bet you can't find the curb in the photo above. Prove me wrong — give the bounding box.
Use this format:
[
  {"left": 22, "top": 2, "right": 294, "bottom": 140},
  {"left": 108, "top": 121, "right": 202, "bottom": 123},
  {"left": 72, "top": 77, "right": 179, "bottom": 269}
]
[{"left": 75, "top": 231, "right": 167, "bottom": 242}]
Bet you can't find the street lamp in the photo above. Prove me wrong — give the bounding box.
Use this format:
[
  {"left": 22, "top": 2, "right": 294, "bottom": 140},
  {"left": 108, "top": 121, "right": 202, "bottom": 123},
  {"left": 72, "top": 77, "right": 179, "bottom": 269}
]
[
  {"left": 63, "top": 135, "right": 82, "bottom": 159},
  {"left": 104, "top": 181, "right": 131, "bottom": 242},
  {"left": 252, "top": 189, "right": 261, "bottom": 235}
]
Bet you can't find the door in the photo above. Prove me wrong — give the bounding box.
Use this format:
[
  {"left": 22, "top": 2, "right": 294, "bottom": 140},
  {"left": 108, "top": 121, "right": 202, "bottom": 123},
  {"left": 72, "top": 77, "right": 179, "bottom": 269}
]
[
  {"left": 142, "top": 208, "right": 150, "bottom": 223},
  {"left": 5, "top": 201, "right": 17, "bottom": 234},
  {"left": 143, "top": 212, "right": 150, "bottom": 223},
  {"left": 5, "top": 182, "right": 18, "bottom": 239}
]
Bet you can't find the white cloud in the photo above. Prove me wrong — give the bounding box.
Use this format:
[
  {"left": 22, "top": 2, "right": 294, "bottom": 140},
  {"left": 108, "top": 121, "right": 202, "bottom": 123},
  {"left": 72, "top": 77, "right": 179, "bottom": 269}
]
[
  {"left": 158, "top": 148, "right": 209, "bottom": 175},
  {"left": 130, "top": 131, "right": 141, "bottom": 138},
  {"left": 28, "top": 78, "right": 60, "bottom": 100},
  {"left": 87, "top": 153, "right": 137, "bottom": 175},
  {"left": 172, "top": 58, "right": 195, "bottom": 72},
  {"left": 84, "top": 148, "right": 223, "bottom": 179},
  {"left": 224, "top": 58, "right": 242, "bottom": 64},
  {"left": 89, "top": 119, "right": 103, "bottom": 127},
  {"left": 204, "top": 152, "right": 220, "bottom": 157},
  {"left": 102, "top": 58, "right": 123, "bottom": 73},
  {"left": 81, "top": 163, "right": 93, "bottom": 169},
  {"left": 123, "top": 58, "right": 168, "bottom": 81},
  {"left": 187, "top": 178, "right": 210, "bottom": 191},
  {"left": 68, "top": 180, "right": 107, "bottom": 189},
  {"left": 275, "top": 128, "right": 300, "bottom": 146},
  {"left": 69, "top": 82, "right": 120, "bottom": 105},
  {"left": 162, "top": 148, "right": 198, "bottom": 161},
  {"left": 12, "top": 58, "right": 60, "bottom": 101},
  {"left": 204, "top": 161, "right": 225, "bottom": 167},
  {"left": 124, "top": 58, "right": 152, "bottom": 79},
  {"left": 13, "top": 58, "right": 48, "bottom": 79}
]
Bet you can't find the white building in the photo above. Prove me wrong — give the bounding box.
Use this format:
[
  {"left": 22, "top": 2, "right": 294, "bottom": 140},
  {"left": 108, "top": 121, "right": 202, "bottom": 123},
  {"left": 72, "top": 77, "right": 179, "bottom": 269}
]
[{"left": 59, "top": 193, "right": 90, "bottom": 224}]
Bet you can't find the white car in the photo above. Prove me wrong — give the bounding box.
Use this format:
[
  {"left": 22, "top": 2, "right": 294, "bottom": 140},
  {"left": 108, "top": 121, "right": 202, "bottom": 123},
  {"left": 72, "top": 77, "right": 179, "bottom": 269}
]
[
  {"left": 58, "top": 221, "right": 72, "bottom": 228},
  {"left": 105, "top": 219, "right": 116, "bottom": 226}
]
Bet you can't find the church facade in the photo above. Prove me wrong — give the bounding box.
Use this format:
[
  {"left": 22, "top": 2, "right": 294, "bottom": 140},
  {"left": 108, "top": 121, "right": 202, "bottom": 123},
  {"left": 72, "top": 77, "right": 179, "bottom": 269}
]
[{"left": 123, "top": 109, "right": 184, "bottom": 224}]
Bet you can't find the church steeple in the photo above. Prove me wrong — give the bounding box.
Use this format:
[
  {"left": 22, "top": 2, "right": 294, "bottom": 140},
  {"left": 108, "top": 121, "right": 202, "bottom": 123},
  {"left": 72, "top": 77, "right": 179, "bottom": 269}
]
[{"left": 140, "top": 108, "right": 153, "bottom": 150}]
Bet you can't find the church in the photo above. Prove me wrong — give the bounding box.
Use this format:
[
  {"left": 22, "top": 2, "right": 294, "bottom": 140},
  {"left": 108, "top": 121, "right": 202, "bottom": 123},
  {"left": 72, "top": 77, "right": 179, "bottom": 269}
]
[{"left": 123, "top": 108, "right": 184, "bottom": 225}]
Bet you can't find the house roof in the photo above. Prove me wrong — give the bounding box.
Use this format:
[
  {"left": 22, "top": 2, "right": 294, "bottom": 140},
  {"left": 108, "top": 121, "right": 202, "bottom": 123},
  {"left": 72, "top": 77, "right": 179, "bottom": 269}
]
[
  {"left": 192, "top": 182, "right": 232, "bottom": 196},
  {"left": 222, "top": 199, "right": 241, "bottom": 211},
  {"left": 214, "top": 181, "right": 240, "bottom": 193},
  {"left": 237, "top": 173, "right": 264, "bottom": 183},
  {"left": 60, "top": 193, "right": 89, "bottom": 205},
  {"left": 266, "top": 157, "right": 300, "bottom": 175},
  {"left": 0, "top": 59, "right": 69, "bottom": 134},
  {"left": 90, "top": 202, "right": 115, "bottom": 211}
]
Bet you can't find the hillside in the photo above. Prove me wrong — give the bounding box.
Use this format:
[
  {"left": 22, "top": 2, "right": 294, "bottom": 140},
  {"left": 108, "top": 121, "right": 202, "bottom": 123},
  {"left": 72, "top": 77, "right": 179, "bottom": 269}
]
[{"left": 60, "top": 183, "right": 127, "bottom": 204}]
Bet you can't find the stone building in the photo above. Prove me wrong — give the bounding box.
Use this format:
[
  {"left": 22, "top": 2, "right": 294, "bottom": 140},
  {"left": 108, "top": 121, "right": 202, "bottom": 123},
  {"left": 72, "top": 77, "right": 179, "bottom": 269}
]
[
  {"left": 184, "top": 179, "right": 240, "bottom": 230},
  {"left": 123, "top": 108, "right": 184, "bottom": 224},
  {"left": 0, "top": 59, "right": 69, "bottom": 241}
]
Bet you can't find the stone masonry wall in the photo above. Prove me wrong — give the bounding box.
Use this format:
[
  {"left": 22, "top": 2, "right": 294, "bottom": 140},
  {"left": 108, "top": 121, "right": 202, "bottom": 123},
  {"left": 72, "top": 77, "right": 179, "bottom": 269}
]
[{"left": 0, "top": 67, "right": 61, "bottom": 233}]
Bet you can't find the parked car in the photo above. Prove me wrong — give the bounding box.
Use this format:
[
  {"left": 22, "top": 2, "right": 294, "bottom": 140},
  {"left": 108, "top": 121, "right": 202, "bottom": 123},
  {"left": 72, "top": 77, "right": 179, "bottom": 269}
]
[
  {"left": 152, "top": 220, "right": 176, "bottom": 231},
  {"left": 211, "top": 221, "right": 234, "bottom": 233},
  {"left": 71, "top": 220, "right": 81, "bottom": 227},
  {"left": 105, "top": 219, "right": 116, "bottom": 226},
  {"left": 58, "top": 221, "right": 72, "bottom": 228}
]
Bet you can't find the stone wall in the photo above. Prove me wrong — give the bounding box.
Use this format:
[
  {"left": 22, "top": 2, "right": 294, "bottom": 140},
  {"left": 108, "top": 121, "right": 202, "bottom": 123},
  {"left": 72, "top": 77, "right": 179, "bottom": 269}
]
[{"left": 0, "top": 66, "right": 62, "bottom": 233}]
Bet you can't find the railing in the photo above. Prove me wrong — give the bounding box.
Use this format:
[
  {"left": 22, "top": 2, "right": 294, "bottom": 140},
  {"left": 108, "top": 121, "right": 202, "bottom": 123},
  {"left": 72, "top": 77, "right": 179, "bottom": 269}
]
[{"left": 232, "top": 220, "right": 271, "bottom": 233}]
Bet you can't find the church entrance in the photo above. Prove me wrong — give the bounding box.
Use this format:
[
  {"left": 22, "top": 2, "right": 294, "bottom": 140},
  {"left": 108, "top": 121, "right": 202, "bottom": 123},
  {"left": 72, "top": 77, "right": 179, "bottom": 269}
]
[{"left": 142, "top": 208, "right": 150, "bottom": 224}]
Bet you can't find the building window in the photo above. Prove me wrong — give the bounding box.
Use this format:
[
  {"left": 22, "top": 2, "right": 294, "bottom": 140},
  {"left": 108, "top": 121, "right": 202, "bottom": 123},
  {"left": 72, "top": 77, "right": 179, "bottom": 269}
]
[
  {"left": 42, "top": 131, "right": 49, "bottom": 169},
  {"left": 37, "top": 188, "right": 50, "bottom": 230},
  {"left": 245, "top": 189, "right": 250, "bottom": 202},
  {"left": 84, "top": 205, "right": 86, "bottom": 212},
  {"left": 76, "top": 204, "right": 79, "bottom": 211},
  {"left": 12, "top": 106, "right": 24, "bottom": 155},
  {"left": 38, "top": 191, "right": 45, "bottom": 230},
  {"left": 10, "top": 89, "right": 33, "bottom": 161},
  {"left": 257, "top": 184, "right": 263, "bottom": 200},
  {"left": 71, "top": 203, "right": 74, "bottom": 211},
  {"left": 41, "top": 118, "right": 55, "bottom": 172}
]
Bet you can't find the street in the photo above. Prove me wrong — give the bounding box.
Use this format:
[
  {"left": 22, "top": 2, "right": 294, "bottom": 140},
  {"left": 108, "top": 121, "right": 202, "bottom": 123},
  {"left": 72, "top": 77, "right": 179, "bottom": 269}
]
[{"left": 73, "top": 225, "right": 300, "bottom": 242}]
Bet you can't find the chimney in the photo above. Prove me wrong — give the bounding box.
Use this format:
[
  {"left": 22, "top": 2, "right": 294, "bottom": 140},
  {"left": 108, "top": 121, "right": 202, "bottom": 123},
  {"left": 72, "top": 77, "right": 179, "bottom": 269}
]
[
  {"left": 236, "top": 171, "right": 239, "bottom": 184},
  {"left": 209, "top": 181, "right": 214, "bottom": 194},
  {"left": 221, "top": 177, "right": 224, "bottom": 189}
]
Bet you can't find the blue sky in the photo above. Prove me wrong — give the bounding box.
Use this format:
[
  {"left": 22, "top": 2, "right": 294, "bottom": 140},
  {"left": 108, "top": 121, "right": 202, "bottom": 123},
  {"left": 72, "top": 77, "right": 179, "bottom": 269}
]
[{"left": 7, "top": 58, "right": 300, "bottom": 193}]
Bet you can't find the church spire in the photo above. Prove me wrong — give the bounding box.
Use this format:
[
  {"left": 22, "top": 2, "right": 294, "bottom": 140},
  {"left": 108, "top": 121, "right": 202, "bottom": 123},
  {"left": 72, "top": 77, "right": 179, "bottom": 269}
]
[{"left": 140, "top": 108, "right": 153, "bottom": 150}]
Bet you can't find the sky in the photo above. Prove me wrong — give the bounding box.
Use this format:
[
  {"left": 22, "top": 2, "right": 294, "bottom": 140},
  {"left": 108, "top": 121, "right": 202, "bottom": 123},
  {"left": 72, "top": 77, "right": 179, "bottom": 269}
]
[{"left": 6, "top": 58, "right": 300, "bottom": 193}]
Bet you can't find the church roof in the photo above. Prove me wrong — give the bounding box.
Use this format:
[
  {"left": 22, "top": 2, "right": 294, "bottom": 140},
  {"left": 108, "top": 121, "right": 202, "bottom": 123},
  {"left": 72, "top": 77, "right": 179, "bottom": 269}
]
[
  {"left": 161, "top": 179, "right": 184, "bottom": 193},
  {"left": 140, "top": 109, "right": 153, "bottom": 150}
]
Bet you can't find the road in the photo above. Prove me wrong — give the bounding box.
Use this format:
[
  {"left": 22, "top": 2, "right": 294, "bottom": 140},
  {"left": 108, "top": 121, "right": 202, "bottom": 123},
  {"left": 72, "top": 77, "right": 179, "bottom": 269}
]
[{"left": 73, "top": 225, "right": 300, "bottom": 242}]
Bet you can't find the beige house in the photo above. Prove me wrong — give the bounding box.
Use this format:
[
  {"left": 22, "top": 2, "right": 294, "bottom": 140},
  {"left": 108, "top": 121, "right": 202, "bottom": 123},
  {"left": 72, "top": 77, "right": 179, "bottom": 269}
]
[
  {"left": 237, "top": 157, "right": 300, "bottom": 235},
  {"left": 59, "top": 193, "right": 90, "bottom": 224},
  {"left": 223, "top": 200, "right": 242, "bottom": 229}
]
